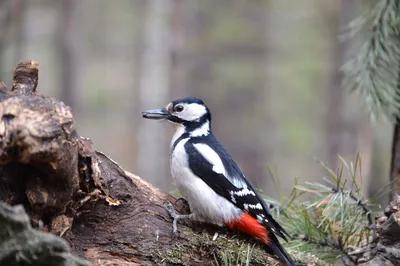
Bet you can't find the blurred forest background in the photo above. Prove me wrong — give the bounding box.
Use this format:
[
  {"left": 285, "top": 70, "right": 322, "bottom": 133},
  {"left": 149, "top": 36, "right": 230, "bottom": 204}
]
[{"left": 0, "top": 0, "right": 391, "bottom": 206}]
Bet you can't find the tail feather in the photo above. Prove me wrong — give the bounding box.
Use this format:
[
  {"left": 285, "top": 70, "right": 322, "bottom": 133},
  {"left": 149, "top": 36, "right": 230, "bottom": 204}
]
[
  {"left": 226, "top": 213, "right": 296, "bottom": 266},
  {"left": 268, "top": 234, "right": 296, "bottom": 266},
  {"left": 225, "top": 212, "right": 269, "bottom": 243}
]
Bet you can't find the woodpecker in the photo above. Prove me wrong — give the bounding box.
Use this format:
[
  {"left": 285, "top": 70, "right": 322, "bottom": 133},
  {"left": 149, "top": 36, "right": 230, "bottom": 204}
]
[{"left": 142, "top": 97, "right": 296, "bottom": 266}]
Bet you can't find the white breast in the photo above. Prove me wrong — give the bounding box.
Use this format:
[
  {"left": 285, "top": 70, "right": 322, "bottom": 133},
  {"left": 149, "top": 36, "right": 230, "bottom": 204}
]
[{"left": 170, "top": 137, "right": 241, "bottom": 224}]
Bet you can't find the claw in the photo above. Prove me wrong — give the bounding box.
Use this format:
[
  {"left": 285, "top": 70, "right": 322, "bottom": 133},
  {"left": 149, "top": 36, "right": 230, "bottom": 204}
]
[
  {"left": 165, "top": 201, "right": 192, "bottom": 235},
  {"left": 166, "top": 201, "right": 179, "bottom": 233}
]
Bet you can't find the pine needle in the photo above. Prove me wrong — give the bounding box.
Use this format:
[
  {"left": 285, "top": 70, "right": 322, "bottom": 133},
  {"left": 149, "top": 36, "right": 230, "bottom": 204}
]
[
  {"left": 265, "top": 153, "right": 381, "bottom": 264},
  {"left": 342, "top": 0, "right": 400, "bottom": 120}
]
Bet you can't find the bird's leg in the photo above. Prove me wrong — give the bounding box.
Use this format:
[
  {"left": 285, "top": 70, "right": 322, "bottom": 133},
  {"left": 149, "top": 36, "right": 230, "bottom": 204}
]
[{"left": 166, "top": 201, "right": 193, "bottom": 234}]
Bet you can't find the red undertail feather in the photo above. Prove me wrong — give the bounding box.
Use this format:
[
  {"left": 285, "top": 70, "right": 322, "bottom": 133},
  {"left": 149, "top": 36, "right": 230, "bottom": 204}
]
[
  {"left": 225, "top": 213, "right": 296, "bottom": 266},
  {"left": 225, "top": 212, "right": 269, "bottom": 244}
]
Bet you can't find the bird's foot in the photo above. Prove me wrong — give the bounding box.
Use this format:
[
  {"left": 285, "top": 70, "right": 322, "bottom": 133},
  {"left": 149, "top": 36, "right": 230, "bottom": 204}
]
[{"left": 166, "top": 201, "right": 192, "bottom": 234}]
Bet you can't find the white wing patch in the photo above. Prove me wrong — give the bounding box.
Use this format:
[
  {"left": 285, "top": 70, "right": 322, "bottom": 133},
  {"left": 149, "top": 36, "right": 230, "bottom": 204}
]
[
  {"left": 243, "top": 203, "right": 263, "bottom": 211},
  {"left": 232, "top": 188, "right": 256, "bottom": 197},
  {"left": 193, "top": 143, "right": 226, "bottom": 175},
  {"left": 230, "top": 188, "right": 257, "bottom": 206}
]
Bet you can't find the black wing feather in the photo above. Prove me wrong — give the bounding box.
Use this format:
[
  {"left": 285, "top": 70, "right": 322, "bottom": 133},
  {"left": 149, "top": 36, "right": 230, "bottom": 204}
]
[{"left": 186, "top": 134, "right": 290, "bottom": 241}]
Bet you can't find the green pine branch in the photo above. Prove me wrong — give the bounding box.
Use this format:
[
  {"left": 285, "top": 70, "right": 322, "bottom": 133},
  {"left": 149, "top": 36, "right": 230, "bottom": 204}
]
[
  {"left": 264, "top": 154, "right": 386, "bottom": 265},
  {"left": 342, "top": 0, "right": 400, "bottom": 120}
]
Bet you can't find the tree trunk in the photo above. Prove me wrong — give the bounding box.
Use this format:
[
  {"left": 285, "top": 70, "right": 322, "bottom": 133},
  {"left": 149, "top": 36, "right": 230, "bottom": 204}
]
[
  {"left": 13, "top": 0, "right": 26, "bottom": 64},
  {"left": 262, "top": 0, "right": 277, "bottom": 188},
  {"left": 390, "top": 120, "right": 400, "bottom": 198},
  {"left": 325, "top": 0, "right": 354, "bottom": 170},
  {"left": 390, "top": 27, "right": 400, "bottom": 199},
  {"left": 136, "top": 0, "right": 172, "bottom": 188},
  {"left": 58, "top": 0, "right": 79, "bottom": 110},
  {"left": 169, "top": 0, "right": 189, "bottom": 99},
  {"left": 0, "top": 0, "right": 13, "bottom": 77},
  {"left": 0, "top": 60, "right": 278, "bottom": 266}
]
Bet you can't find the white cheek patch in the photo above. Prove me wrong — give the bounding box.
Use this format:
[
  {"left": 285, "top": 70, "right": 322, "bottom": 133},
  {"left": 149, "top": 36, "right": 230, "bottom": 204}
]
[{"left": 175, "top": 103, "right": 207, "bottom": 121}]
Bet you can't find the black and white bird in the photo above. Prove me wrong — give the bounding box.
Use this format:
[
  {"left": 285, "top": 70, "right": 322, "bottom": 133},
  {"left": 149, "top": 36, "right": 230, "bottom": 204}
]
[{"left": 142, "top": 97, "right": 296, "bottom": 266}]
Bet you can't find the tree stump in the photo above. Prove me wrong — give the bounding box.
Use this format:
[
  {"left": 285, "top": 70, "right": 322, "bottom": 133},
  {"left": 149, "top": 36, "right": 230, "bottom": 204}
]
[{"left": 0, "top": 61, "right": 278, "bottom": 266}]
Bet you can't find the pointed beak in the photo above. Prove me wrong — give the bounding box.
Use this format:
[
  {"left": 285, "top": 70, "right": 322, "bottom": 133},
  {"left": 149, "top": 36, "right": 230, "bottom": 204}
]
[{"left": 142, "top": 108, "right": 170, "bottom": 120}]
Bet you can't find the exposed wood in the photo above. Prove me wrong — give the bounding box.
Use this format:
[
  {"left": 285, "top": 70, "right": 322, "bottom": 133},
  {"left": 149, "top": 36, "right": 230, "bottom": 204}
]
[
  {"left": 0, "top": 60, "right": 280, "bottom": 266},
  {"left": 11, "top": 59, "right": 38, "bottom": 93}
]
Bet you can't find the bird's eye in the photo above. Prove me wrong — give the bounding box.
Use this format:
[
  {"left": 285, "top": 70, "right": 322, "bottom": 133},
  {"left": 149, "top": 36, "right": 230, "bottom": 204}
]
[{"left": 175, "top": 105, "right": 184, "bottom": 112}]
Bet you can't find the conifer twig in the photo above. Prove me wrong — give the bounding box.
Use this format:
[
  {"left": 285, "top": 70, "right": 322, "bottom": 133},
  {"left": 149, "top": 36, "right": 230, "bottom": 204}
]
[
  {"left": 330, "top": 187, "right": 373, "bottom": 226},
  {"left": 267, "top": 154, "right": 377, "bottom": 264}
]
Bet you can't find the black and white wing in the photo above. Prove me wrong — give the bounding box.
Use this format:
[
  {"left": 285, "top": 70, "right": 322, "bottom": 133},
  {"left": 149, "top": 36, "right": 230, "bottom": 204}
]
[{"left": 186, "top": 135, "right": 290, "bottom": 241}]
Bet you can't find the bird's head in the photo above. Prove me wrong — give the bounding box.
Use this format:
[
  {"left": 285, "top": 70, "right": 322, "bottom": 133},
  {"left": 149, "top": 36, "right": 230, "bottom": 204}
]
[{"left": 142, "top": 97, "right": 211, "bottom": 133}]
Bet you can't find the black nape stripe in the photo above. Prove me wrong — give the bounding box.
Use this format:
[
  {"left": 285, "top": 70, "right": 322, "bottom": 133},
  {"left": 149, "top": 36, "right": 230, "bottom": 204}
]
[
  {"left": 172, "top": 132, "right": 189, "bottom": 152},
  {"left": 184, "top": 114, "right": 210, "bottom": 132}
]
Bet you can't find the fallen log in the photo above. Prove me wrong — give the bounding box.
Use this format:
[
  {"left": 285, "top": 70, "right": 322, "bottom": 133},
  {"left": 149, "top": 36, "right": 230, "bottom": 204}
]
[{"left": 0, "top": 60, "right": 281, "bottom": 266}]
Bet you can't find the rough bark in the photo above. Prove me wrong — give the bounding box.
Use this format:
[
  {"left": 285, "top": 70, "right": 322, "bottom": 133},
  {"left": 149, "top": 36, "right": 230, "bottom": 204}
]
[
  {"left": 0, "top": 61, "right": 280, "bottom": 266},
  {"left": 354, "top": 195, "right": 400, "bottom": 266}
]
